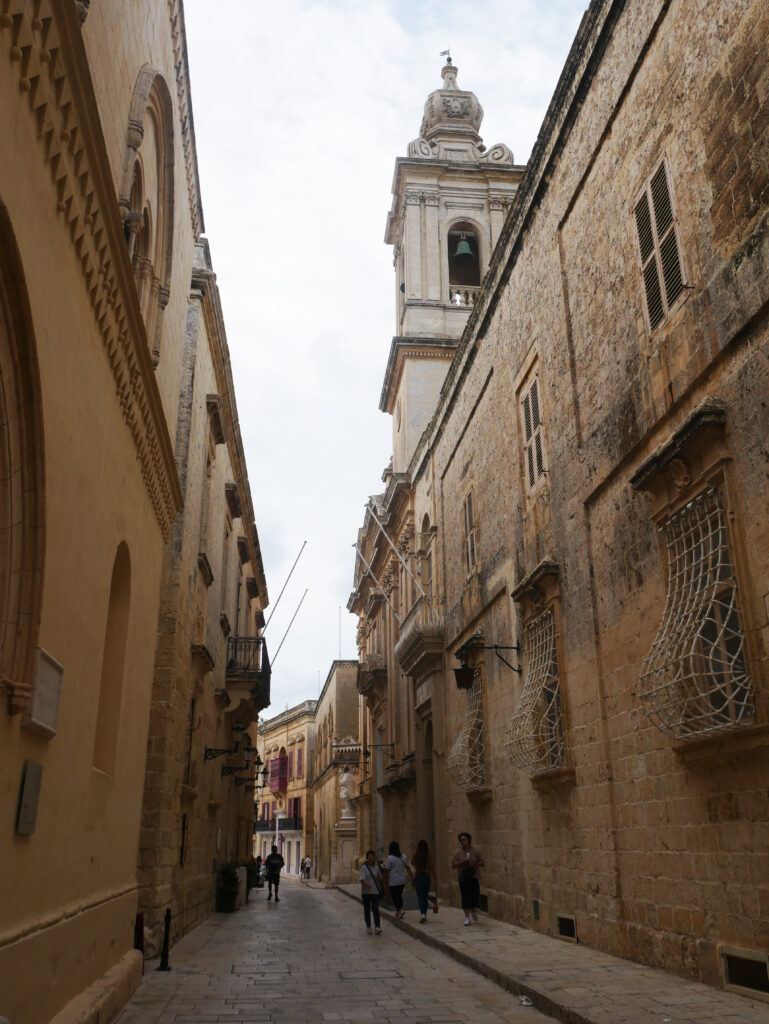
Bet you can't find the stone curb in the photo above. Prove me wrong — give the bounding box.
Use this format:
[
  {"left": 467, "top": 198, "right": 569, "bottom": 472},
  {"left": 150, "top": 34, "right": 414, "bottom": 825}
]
[{"left": 335, "top": 886, "right": 591, "bottom": 1024}]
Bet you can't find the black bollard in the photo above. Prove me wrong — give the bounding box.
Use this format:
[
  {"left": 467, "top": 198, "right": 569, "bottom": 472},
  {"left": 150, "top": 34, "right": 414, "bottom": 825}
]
[{"left": 157, "top": 907, "right": 171, "bottom": 972}]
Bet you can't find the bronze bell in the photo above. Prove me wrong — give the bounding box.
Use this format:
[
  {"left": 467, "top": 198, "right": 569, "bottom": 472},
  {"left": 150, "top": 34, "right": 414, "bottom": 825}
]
[{"left": 454, "top": 233, "right": 473, "bottom": 259}]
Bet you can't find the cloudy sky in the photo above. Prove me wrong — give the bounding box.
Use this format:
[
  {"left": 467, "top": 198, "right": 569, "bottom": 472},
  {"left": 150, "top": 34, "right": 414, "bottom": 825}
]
[{"left": 182, "top": 0, "right": 588, "bottom": 711}]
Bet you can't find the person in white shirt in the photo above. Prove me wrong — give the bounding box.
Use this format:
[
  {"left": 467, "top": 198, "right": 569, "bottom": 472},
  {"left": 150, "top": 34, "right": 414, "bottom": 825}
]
[
  {"left": 359, "top": 850, "right": 383, "bottom": 934},
  {"left": 303, "top": 855, "right": 312, "bottom": 880},
  {"left": 383, "top": 840, "right": 413, "bottom": 919}
]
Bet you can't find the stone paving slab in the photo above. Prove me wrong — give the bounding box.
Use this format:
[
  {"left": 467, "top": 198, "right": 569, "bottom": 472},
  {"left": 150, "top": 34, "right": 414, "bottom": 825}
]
[
  {"left": 116, "top": 876, "right": 555, "bottom": 1024},
  {"left": 336, "top": 885, "right": 769, "bottom": 1024}
]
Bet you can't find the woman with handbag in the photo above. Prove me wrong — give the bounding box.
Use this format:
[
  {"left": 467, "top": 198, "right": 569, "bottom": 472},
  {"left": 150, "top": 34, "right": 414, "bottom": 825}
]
[{"left": 359, "top": 850, "right": 383, "bottom": 934}]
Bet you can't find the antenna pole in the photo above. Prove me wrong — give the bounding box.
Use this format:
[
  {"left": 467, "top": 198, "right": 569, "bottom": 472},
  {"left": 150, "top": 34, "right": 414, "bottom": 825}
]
[
  {"left": 271, "top": 589, "right": 309, "bottom": 665},
  {"left": 264, "top": 541, "right": 307, "bottom": 631}
]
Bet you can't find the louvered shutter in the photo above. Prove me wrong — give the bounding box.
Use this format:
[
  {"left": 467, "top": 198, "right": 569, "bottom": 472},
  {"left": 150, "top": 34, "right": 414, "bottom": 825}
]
[
  {"left": 288, "top": 750, "right": 294, "bottom": 780},
  {"left": 522, "top": 376, "right": 546, "bottom": 490},
  {"left": 296, "top": 746, "right": 303, "bottom": 777},
  {"left": 463, "top": 491, "right": 477, "bottom": 573},
  {"left": 635, "top": 162, "right": 685, "bottom": 331}
]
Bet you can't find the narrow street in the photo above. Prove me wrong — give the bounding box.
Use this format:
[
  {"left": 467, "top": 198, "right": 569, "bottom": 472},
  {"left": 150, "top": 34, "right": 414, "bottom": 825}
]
[{"left": 117, "top": 877, "right": 553, "bottom": 1024}]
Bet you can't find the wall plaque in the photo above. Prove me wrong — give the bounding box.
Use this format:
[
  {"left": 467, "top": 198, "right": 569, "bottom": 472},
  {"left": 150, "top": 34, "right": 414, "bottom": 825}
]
[
  {"left": 22, "top": 647, "right": 63, "bottom": 740},
  {"left": 16, "top": 761, "right": 43, "bottom": 835}
]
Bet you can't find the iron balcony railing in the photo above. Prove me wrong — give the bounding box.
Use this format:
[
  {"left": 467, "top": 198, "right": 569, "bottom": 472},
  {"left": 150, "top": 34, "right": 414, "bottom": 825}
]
[
  {"left": 226, "top": 635, "right": 271, "bottom": 711},
  {"left": 253, "top": 816, "right": 303, "bottom": 834}
]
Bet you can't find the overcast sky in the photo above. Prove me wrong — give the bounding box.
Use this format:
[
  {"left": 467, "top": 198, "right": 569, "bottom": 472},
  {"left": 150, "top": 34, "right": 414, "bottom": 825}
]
[{"left": 182, "top": 0, "right": 588, "bottom": 712}]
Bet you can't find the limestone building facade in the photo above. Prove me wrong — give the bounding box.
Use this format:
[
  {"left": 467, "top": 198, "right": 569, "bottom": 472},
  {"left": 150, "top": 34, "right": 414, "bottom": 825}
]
[
  {"left": 0, "top": 2, "right": 269, "bottom": 1022},
  {"left": 310, "top": 661, "right": 361, "bottom": 883},
  {"left": 351, "top": 0, "right": 769, "bottom": 999},
  {"left": 254, "top": 700, "right": 316, "bottom": 873}
]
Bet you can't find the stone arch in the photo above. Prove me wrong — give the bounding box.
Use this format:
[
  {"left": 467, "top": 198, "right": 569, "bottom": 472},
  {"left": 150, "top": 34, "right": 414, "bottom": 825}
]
[
  {"left": 93, "top": 542, "right": 131, "bottom": 774},
  {"left": 120, "top": 65, "right": 175, "bottom": 366},
  {"left": 0, "top": 198, "right": 45, "bottom": 715},
  {"left": 445, "top": 216, "right": 483, "bottom": 300}
]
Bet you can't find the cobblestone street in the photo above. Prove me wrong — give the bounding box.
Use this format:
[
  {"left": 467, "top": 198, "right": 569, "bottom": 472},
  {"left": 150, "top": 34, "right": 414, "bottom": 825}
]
[{"left": 117, "top": 877, "right": 553, "bottom": 1024}]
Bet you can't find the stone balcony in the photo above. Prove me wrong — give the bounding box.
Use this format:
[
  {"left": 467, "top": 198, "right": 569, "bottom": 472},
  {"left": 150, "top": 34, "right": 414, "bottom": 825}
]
[
  {"left": 393, "top": 595, "right": 445, "bottom": 680},
  {"left": 225, "top": 635, "right": 271, "bottom": 714},
  {"left": 357, "top": 652, "right": 387, "bottom": 698}
]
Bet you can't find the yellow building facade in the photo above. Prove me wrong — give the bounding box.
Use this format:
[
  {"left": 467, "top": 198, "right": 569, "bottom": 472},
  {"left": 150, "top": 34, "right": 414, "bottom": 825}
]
[{"left": 0, "top": 3, "right": 269, "bottom": 1022}]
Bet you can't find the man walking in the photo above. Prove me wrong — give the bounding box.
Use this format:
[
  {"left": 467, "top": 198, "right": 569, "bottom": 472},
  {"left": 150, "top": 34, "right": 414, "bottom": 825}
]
[
  {"left": 303, "top": 854, "right": 312, "bottom": 880},
  {"left": 264, "top": 844, "right": 285, "bottom": 902}
]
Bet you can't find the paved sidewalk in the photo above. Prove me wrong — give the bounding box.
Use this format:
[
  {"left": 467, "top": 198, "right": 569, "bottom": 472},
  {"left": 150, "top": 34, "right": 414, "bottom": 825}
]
[
  {"left": 337, "top": 885, "right": 769, "bottom": 1024},
  {"left": 116, "top": 876, "right": 557, "bottom": 1024}
]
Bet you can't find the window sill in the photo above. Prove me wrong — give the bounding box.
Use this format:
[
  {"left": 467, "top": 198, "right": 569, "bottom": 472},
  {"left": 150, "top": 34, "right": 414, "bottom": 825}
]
[
  {"left": 465, "top": 785, "right": 492, "bottom": 803},
  {"left": 673, "top": 721, "right": 769, "bottom": 765},
  {"left": 530, "top": 766, "right": 575, "bottom": 790}
]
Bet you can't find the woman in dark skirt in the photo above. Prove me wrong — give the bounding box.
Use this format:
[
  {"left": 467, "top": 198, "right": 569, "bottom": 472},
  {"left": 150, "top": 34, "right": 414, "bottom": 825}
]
[{"left": 450, "top": 831, "right": 484, "bottom": 926}]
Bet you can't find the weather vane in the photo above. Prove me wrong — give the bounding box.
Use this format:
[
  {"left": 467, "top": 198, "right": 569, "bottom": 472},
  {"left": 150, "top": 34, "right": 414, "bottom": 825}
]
[{"left": 440, "top": 48, "right": 452, "bottom": 64}]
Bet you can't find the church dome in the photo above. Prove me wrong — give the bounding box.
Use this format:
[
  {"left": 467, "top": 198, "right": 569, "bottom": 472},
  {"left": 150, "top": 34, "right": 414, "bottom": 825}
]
[{"left": 419, "top": 61, "right": 484, "bottom": 143}]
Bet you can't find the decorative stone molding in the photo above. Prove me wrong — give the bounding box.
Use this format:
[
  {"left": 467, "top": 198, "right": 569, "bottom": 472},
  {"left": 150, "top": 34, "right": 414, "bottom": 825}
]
[
  {"left": 511, "top": 560, "right": 560, "bottom": 622},
  {"left": 197, "top": 551, "right": 214, "bottom": 587},
  {"left": 236, "top": 535, "right": 249, "bottom": 565},
  {"left": 165, "top": 0, "right": 204, "bottom": 238},
  {"left": 206, "top": 393, "right": 225, "bottom": 445},
  {"left": 224, "top": 481, "right": 242, "bottom": 519},
  {"left": 0, "top": 1, "right": 181, "bottom": 538}
]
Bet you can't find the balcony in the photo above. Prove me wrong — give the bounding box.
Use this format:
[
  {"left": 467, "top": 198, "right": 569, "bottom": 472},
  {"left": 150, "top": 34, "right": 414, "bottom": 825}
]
[
  {"left": 253, "top": 816, "right": 303, "bottom": 834},
  {"left": 226, "top": 635, "right": 271, "bottom": 712},
  {"left": 357, "top": 652, "right": 387, "bottom": 712},
  {"left": 393, "top": 595, "right": 445, "bottom": 679}
]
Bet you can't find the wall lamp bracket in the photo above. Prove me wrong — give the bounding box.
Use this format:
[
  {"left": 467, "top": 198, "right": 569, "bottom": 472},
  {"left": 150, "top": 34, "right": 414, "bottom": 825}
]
[
  {"left": 204, "top": 744, "right": 239, "bottom": 761},
  {"left": 453, "top": 643, "right": 522, "bottom": 688},
  {"left": 221, "top": 763, "right": 250, "bottom": 777},
  {"left": 361, "top": 742, "right": 395, "bottom": 762}
]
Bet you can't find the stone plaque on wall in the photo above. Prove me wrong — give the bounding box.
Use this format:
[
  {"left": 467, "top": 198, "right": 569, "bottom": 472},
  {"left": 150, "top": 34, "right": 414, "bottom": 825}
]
[
  {"left": 22, "top": 647, "right": 63, "bottom": 740},
  {"left": 16, "top": 760, "right": 43, "bottom": 835}
]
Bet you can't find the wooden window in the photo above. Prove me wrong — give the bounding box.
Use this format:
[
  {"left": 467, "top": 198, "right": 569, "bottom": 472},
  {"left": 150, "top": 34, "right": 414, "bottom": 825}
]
[
  {"left": 296, "top": 746, "right": 303, "bottom": 777},
  {"left": 463, "top": 489, "right": 477, "bottom": 574},
  {"left": 521, "top": 375, "right": 546, "bottom": 491},
  {"left": 633, "top": 160, "right": 686, "bottom": 333},
  {"left": 287, "top": 750, "right": 294, "bottom": 780}
]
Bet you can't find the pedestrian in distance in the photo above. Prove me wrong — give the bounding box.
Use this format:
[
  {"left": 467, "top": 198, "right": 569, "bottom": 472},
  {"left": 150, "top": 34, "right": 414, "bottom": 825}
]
[
  {"left": 384, "top": 840, "right": 413, "bottom": 919},
  {"left": 359, "top": 849, "right": 383, "bottom": 934},
  {"left": 411, "top": 839, "right": 437, "bottom": 923},
  {"left": 303, "top": 854, "right": 312, "bottom": 880},
  {"left": 264, "top": 844, "right": 285, "bottom": 902},
  {"left": 450, "top": 831, "right": 484, "bottom": 926}
]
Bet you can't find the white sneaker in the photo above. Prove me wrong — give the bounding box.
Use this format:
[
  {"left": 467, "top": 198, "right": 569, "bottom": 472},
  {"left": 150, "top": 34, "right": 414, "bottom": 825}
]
[
  {"left": 463, "top": 917, "right": 471, "bottom": 926},
  {"left": 470, "top": 910, "right": 478, "bottom": 922},
  {"left": 374, "top": 927, "right": 382, "bottom": 934},
  {"left": 366, "top": 927, "right": 372, "bottom": 934},
  {"left": 419, "top": 915, "right": 426, "bottom": 923}
]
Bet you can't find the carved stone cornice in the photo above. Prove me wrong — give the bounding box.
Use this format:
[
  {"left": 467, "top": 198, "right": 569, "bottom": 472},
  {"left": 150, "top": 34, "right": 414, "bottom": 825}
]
[
  {"left": 1, "top": 0, "right": 182, "bottom": 537},
  {"left": 357, "top": 653, "right": 387, "bottom": 701},
  {"left": 511, "top": 561, "right": 560, "bottom": 622},
  {"left": 165, "top": 0, "right": 204, "bottom": 237}
]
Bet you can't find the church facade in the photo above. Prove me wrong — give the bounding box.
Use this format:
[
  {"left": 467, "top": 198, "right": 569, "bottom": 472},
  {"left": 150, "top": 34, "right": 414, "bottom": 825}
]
[{"left": 350, "top": 0, "right": 769, "bottom": 996}]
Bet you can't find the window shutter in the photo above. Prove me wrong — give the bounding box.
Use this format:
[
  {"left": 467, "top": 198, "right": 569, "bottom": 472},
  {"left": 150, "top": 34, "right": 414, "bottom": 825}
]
[
  {"left": 635, "top": 162, "right": 685, "bottom": 331},
  {"left": 530, "top": 378, "right": 540, "bottom": 430},
  {"left": 523, "top": 391, "right": 533, "bottom": 442},
  {"left": 288, "top": 750, "right": 294, "bottom": 780},
  {"left": 296, "top": 746, "right": 303, "bottom": 777}
]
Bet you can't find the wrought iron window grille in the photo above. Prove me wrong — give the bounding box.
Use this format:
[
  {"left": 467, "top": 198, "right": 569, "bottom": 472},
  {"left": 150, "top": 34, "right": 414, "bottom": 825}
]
[
  {"left": 447, "top": 670, "right": 486, "bottom": 789},
  {"left": 505, "top": 607, "right": 565, "bottom": 775},
  {"left": 637, "top": 486, "right": 754, "bottom": 740}
]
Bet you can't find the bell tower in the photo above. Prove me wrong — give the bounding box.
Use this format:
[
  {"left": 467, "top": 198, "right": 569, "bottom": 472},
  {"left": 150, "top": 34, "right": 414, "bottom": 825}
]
[{"left": 380, "top": 60, "right": 523, "bottom": 473}]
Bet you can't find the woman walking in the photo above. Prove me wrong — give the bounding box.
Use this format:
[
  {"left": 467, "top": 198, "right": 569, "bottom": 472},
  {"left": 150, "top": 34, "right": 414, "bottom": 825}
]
[
  {"left": 359, "top": 850, "right": 383, "bottom": 934},
  {"left": 384, "top": 840, "right": 412, "bottom": 919},
  {"left": 450, "top": 831, "right": 484, "bottom": 926},
  {"left": 411, "top": 839, "right": 437, "bottom": 924}
]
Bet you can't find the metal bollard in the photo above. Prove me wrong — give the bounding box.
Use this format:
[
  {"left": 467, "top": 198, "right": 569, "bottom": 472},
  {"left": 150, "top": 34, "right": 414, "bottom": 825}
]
[{"left": 157, "top": 907, "right": 171, "bottom": 972}]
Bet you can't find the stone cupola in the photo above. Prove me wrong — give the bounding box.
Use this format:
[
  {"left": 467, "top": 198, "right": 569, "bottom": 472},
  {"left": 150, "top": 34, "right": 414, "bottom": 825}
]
[{"left": 406, "top": 61, "right": 513, "bottom": 165}]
